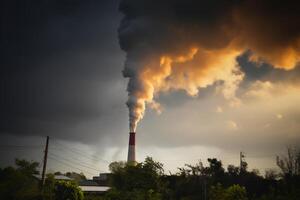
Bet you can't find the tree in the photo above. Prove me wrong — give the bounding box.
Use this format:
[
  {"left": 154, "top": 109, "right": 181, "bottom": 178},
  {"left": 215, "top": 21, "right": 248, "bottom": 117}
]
[
  {"left": 265, "top": 169, "right": 279, "bottom": 180},
  {"left": 54, "top": 181, "right": 83, "bottom": 200},
  {"left": 206, "top": 158, "right": 225, "bottom": 185},
  {"left": 210, "top": 183, "right": 227, "bottom": 200},
  {"left": 276, "top": 146, "right": 300, "bottom": 177},
  {"left": 65, "top": 172, "right": 86, "bottom": 183},
  {"left": 227, "top": 165, "right": 239, "bottom": 177},
  {"left": 105, "top": 157, "right": 165, "bottom": 200},
  {"left": 210, "top": 184, "right": 248, "bottom": 200},
  {"left": 226, "top": 184, "right": 248, "bottom": 200},
  {"left": 180, "top": 160, "right": 205, "bottom": 176},
  {"left": 109, "top": 161, "right": 126, "bottom": 173},
  {"left": 0, "top": 159, "right": 41, "bottom": 200},
  {"left": 207, "top": 158, "right": 225, "bottom": 177},
  {"left": 15, "top": 159, "right": 39, "bottom": 176}
]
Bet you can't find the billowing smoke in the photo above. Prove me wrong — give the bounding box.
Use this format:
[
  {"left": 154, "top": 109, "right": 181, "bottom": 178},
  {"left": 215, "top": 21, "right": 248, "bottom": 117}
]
[{"left": 119, "top": 0, "right": 300, "bottom": 132}]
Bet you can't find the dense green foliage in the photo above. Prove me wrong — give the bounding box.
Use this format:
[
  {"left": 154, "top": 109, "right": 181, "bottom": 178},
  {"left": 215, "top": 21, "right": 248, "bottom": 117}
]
[
  {"left": 104, "top": 157, "right": 165, "bottom": 200},
  {"left": 0, "top": 147, "right": 299, "bottom": 200},
  {"left": 0, "top": 159, "right": 84, "bottom": 200},
  {"left": 0, "top": 159, "right": 40, "bottom": 200},
  {"left": 103, "top": 148, "right": 300, "bottom": 200},
  {"left": 210, "top": 184, "right": 248, "bottom": 200},
  {"left": 54, "top": 181, "right": 84, "bottom": 200}
]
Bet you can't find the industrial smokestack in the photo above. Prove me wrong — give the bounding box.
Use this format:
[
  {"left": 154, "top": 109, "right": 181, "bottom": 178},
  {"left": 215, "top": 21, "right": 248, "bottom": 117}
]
[{"left": 127, "top": 132, "right": 136, "bottom": 163}]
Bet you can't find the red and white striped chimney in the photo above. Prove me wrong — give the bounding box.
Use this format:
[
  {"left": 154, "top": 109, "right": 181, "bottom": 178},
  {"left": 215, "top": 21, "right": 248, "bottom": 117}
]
[{"left": 127, "top": 132, "right": 136, "bottom": 162}]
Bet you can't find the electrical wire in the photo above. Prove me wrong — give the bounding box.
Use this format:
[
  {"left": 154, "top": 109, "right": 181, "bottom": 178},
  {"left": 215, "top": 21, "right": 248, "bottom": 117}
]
[
  {"left": 50, "top": 139, "right": 110, "bottom": 164},
  {"left": 0, "top": 145, "right": 43, "bottom": 149},
  {"left": 49, "top": 150, "right": 105, "bottom": 172},
  {"left": 48, "top": 155, "right": 96, "bottom": 176},
  {"left": 52, "top": 140, "right": 110, "bottom": 163},
  {"left": 48, "top": 152, "right": 101, "bottom": 172}
]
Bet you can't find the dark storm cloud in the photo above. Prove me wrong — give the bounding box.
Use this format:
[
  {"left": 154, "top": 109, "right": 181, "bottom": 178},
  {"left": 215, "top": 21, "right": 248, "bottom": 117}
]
[
  {"left": 118, "top": 0, "right": 238, "bottom": 54},
  {"left": 0, "top": 0, "right": 127, "bottom": 143},
  {"left": 119, "top": 0, "right": 300, "bottom": 61},
  {"left": 1, "top": 0, "right": 300, "bottom": 148}
]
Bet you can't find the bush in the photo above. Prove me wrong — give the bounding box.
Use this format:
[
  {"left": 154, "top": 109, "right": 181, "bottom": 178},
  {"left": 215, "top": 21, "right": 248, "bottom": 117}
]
[
  {"left": 54, "top": 181, "right": 84, "bottom": 200},
  {"left": 0, "top": 160, "right": 41, "bottom": 200},
  {"left": 226, "top": 184, "right": 248, "bottom": 200},
  {"left": 210, "top": 183, "right": 248, "bottom": 200}
]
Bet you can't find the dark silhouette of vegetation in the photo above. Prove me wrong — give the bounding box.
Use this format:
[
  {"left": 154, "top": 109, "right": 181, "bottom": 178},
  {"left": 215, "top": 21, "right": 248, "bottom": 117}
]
[
  {"left": 54, "top": 181, "right": 84, "bottom": 200},
  {"left": 276, "top": 146, "right": 300, "bottom": 177},
  {"left": 103, "top": 147, "right": 300, "bottom": 200},
  {"left": 0, "top": 159, "right": 84, "bottom": 200},
  {"left": 0, "top": 159, "right": 41, "bottom": 200},
  {"left": 209, "top": 184, "right": 248, "bottom": 200},
  {"left": 105, "top": 157, "right": 165, "bottom": 200},
  {"left": 0, "top": 147, "right": 299, "bottom": 200}
]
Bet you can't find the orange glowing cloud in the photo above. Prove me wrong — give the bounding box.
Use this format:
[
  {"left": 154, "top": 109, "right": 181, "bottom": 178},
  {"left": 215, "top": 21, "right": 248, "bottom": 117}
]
[{"left": 119, "top": 0, "right": 300, "bottom": 131}]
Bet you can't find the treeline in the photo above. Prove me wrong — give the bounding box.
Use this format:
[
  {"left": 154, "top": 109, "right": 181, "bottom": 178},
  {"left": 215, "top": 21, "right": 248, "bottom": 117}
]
[
  {"left": 105, "top": 147, "right": 300, "bottom": 200},
  {"left": 0, "top": 147, "right": 299, "bottom": 200},
  {"left": 0, "top": 159, "right": 84, "bottom": 200}
]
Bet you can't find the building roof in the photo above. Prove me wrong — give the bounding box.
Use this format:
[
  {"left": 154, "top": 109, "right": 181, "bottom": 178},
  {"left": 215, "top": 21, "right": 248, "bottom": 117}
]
[
  {"left": 79, "top": 180, "right": 99, "bottom": 186},
  {"left": 54, "top": 175, "right": 73, "bottom": 180},
  {"left": 79, "top": 186, "right": 110, "bottom": 192},
  {"left": 33, "top": 174, "right": 73, "bottom": 181}
]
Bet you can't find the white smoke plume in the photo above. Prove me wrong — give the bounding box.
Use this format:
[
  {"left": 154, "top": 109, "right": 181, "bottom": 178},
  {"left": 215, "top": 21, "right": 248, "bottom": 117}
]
[{"left": 119, "top": 0, "right": 300, "bottom": 132}]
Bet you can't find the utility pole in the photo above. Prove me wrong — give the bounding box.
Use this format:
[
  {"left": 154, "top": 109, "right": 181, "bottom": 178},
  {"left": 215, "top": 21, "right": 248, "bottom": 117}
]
[
  {"left": 240, "top": 151, "right": 242, "bottom": 171},
  {"left": 204, "top": 177, "right": 207, "bottom": 200},
  {"left": 240, "top": 151, "right": 245, "bottom": 172},
  {"left": 41, "top": 136, "right": 49, "bottom": 188}
]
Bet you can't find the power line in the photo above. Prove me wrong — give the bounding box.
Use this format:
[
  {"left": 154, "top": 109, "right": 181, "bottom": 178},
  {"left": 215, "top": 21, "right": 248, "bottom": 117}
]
[
  {"left": 50, "top": 139, "right": 110, "bottom": 164},
  {"left": 48, "top": 155, "right": 95, "bottom": 176},
  {"left": 49, "top": 150, "right": 104, "bottom": 172},
  {"left": 44, "top": 137, "right": 99, "bottom": 178},
  {"left": 0, "top": 145, "right": 43, "bottom": 149},
  {"left": 50, "top": 145, "right": 109, "bottom": 164},
  {"left": 0, "top": 145, "right": 44, "bottom": 153},
  {"left": 0, "top": 138, "right": 101, "bottom": 177},
  {"left": 52, "top": 139, "right": 110, "bottom": 163},
  {"left": 0, "top": 149, "right": 43, "bottom": 151},
  {"left": 48, "top": 155, "right": 96, "bottom": 176},
  {"left": 48, "top": 152, "right": 101, "bottom": 172}
]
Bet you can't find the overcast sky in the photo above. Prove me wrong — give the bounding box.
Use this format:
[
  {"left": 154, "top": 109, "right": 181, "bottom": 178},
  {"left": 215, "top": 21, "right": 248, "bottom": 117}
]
[{"left": 1, "top": 0, "right": 300, "bottom": 177}]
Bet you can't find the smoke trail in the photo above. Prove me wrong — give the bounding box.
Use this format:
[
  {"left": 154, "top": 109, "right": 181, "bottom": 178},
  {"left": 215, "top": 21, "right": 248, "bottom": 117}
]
[{"left": 119, "top": 0, "right": 300, "bottom": 132}]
